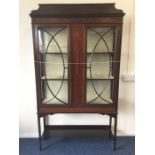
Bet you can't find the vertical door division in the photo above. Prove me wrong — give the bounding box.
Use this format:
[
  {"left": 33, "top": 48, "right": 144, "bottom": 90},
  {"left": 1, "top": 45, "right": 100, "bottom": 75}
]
[{"left": 70, "top": 24, "right": 86, "bottom": 107}]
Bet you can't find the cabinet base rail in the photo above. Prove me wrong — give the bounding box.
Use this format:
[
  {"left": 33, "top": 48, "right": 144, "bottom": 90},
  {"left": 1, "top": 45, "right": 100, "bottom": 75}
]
[{"left": 37, "top": 114, "right": 117, "bottom": 151}]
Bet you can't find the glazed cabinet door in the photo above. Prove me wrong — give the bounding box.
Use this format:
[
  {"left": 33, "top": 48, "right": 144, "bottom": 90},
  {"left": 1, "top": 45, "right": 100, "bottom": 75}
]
[
  {"left": 86, "top": 25, "right": 116, "bottom": 105},
  {"left": 37, "top": 25, "right": 70, "bottom": 105}
]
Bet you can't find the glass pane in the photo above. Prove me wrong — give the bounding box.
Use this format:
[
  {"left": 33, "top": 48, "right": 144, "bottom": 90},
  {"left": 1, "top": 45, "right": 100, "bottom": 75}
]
[
  {"left": 41, "top": 54, "right": 68, "bottom": 79},
  {"left": 86, "top": 26, "right": 115, "bottom": 104},
  {"left": 42, "top": 80, "right": 68, "bottom": 104},
  {"left": 87, "top": 54, "right": 113, "bottom": 79},
  {"left": 38, "top": 26, "right": 68, "bottom": 53},
  {"left": 38, "top": 26, "right": 69, "bottom": 105},
  {"left": 87, "top": 27, "right": 115, "bottom": 53},
  {"left": 87, "top": 80, "right": 112, "bottom": 104}
]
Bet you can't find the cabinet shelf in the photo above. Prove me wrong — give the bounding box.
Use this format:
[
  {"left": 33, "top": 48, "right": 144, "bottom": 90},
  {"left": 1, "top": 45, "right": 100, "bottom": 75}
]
[
  {"left": 41, "top": 76, "right": 114, "bottom": 80},
  {"left": 39, "top": 52, "right": 68, "bottom": 54},
  {"left": 42, "top": 125, "right": 112, "bottom": 139},
  {"left": 87, "top": 75, "right": 114, "bottom": 80},
  {"left": 40, "top": 52, "right": 114, "bottom": 54},
  {"left": 41, "top": 76, "right": 68, "bottom": 80},
  {"left": 42, "top": 97, "right": 68, "bottom": 104},
  {"left": 41, "top": 78, "right": 68, "bottom": 80},
  {"left": 87, "top": 52, "right": 115, "bottom": 54},
  {"left": 88, "top": 98, "right": 113, "bottom": 104},
  {"left": 87, "top": 78, "right": 114, "bottom": 80}
]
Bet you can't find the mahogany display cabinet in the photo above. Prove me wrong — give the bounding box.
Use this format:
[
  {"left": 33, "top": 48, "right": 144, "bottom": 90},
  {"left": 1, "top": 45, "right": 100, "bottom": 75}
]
[{"left": 30, "top": 3, "right": 125, "bottom": 151}]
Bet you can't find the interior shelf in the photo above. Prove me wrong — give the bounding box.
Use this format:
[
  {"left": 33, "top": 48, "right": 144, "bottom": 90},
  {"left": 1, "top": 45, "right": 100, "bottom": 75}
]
[
  {"left": 42, "top": 125, "right": 112, "bottom": 139},
  {"left": 40, "top": 52, "right": 68, "bottom": 54},
  {"left": 87, "top": 98, "right": 113, "bottom": 104},
  {"left": 41, "top": 76, "right": 113, "bottom": 79},
  {"left": 87, "top": 52, "right": 115, "bottom": 54},
  {"left": 87, "top": 75, "right": 114, "bottom": 80},
  {"left": 40, "top": 52, "right": 114, "bottom": 54},
  {"left": 41, "top": 77, "right": 113, "bottom": 80},
  {"left": 87, "top": 74, "right": 114, "bottom": 79},
  {"left": 41, "top": 76, "right": 68, "bottom": 80},
  {"left": 42, "top": 97, "right": 68, "bottom": 104}
]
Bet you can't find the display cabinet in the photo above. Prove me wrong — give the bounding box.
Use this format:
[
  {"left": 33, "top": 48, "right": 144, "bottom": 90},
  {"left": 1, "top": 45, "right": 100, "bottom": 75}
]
[{"left": 30, "top": 4, "right": 125, "bottom": 151}]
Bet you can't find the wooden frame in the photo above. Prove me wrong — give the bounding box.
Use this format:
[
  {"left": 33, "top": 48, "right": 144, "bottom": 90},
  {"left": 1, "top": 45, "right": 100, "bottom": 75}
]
[{"left": 30, "top": 3, "right": 125, "bottom": 151}]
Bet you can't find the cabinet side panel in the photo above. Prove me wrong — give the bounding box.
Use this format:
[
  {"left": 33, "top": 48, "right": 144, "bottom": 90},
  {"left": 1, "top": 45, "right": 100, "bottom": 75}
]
[
  {"left": 32, "top": 24, "right": 42, "bottom": 110},
  {"left": 113, "top": 24, "right": 123, "bottom": 110}
]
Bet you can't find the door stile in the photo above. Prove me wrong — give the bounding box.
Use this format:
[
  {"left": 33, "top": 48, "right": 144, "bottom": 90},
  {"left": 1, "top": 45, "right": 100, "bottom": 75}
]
[{"left": 70, "top": 24, "right": 86, "bottom": 107}]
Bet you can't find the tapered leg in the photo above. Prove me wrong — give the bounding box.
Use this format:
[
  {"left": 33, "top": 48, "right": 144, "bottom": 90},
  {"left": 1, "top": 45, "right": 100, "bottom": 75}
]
[
  {"left": 109, "top": 116, "right": 112, "bottom": 139},
  {"left": 113, "top": 115, "right": 117, "bottom": 150},
  {"left": 37, "top": 116, "right": 42, "bottom": 151},
  {"left": 43, "top": 116, "right": 46, "bottom": 129}
]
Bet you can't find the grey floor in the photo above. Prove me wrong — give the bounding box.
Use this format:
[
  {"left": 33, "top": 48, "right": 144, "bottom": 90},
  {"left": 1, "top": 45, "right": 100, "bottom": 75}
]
[{"left": 19, "top": 137, "right": 135, "bottom": 155}]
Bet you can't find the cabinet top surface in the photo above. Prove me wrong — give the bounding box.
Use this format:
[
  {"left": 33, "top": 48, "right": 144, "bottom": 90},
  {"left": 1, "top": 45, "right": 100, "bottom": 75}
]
[{"left": 30, "top": 3, "right": 125, "bottom": 18}]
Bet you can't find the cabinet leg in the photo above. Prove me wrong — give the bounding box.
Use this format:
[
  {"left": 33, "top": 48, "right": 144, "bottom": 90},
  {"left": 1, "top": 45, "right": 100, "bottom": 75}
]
[
  {"left": 43, "top": 116, "right": 46, "bottom": 129},
  {"left": 37, "top": 116, "right": 42, "bottom": 151},
  {"left": 109, "top": 116, "right": 112, "bottom": 139},
  {"left": 113, "top": 115, "right": 117, "bottom": 151}
]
